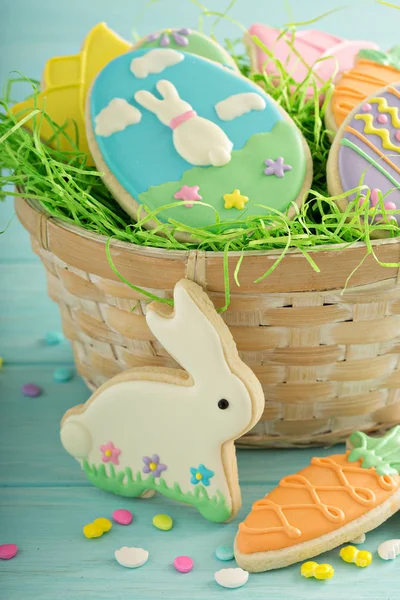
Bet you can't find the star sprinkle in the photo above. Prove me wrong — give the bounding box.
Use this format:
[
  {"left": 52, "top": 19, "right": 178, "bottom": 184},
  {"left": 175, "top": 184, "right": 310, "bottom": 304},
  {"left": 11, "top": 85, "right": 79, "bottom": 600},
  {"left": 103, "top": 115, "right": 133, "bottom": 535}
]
[
  {"left": 264, "top": 157, "right": 293, "bottom": 178},
  {"left": 223, "top": 189, "right": 249, "bottom": 210},
  {"left": 174, "top": 185, "right": 202, "bottom": 208}
]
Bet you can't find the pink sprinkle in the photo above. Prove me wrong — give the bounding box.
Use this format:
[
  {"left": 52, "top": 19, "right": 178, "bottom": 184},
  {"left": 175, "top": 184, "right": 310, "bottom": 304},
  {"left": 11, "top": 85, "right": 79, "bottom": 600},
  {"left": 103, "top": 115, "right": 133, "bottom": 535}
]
[
  {"left": 370, "top": 188, "right": 380, "bottom": 207},
  {"left": 173, "top": 555, "right": 194, "bottom": 573},
  {"left": 385, "top": 202, "right": 397, "bottom": 210},
  {"left": 362, "top": 103, "right": 372, "bottom": 112},
  {"left": 113, "top": 509, "right": 133, "bottom": 525},
  {"left": 377, "top": 114, "right": 388, "bottom": 124},
  {"left": 22, "top": 383, "right": 42, "bottom": 397},
  {"left": 0, "top": 544, "right": 18, "bottom": 560},
  {"left": 395, "top": 130, "right": 400, "bottom": 142}
]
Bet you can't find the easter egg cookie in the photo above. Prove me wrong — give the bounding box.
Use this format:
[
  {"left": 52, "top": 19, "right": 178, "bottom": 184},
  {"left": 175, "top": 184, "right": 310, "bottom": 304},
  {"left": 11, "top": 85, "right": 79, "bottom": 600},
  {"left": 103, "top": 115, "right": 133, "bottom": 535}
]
[
  {"left": 86, "top": 48, "right": 312, "bottom": 233},
  {"left": 326, "top": 46, "right": 400, "bottom": 133},
  {"left": 245, "top": 24, "right": 378, "bottom": 100},
  {"left": 11, "top": 23, "right": 131, "bottom": 164},
  {"left": 60, "top": 279, "right": 265, "bottom": 523},
  {"left": 327, "top": 83, "right": 400, "bottom": 224},
  {"left": 235, "top": 426, "right": 400, "bottom": 572},
  {"left": 134, "top": 28, "right": 238, "bottom": 70}
]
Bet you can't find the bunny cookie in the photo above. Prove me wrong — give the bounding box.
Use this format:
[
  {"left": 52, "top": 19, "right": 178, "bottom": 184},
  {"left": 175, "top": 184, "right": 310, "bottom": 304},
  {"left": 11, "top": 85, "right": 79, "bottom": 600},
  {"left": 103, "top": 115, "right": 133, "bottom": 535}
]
[
  {"left": 86, "top": 47, "right": 312, "bottom": 232},
  {"left": 60, "top": 279, "right": 264, "bottom": 522}
]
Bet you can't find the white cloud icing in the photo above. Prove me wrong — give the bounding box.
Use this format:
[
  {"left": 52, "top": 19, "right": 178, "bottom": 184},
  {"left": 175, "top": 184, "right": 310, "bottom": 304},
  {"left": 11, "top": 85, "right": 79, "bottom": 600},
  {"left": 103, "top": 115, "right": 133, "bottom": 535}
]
[
  {"left": 215, "top": 93, "right": 266, "bottom": 121},
  {"left": 94, "top": 98, "right": 142, "bottom": 137},
  {"left": 130, "top": 48, "right": 184, "bottom": 79}
]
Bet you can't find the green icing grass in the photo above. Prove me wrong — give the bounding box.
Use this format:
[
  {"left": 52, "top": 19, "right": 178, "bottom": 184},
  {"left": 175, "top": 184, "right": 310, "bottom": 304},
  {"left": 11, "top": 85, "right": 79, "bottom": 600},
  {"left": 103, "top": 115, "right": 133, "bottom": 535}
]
[
  {"left": 83, "top": 460, "right": 231, "bottom": 522},
  {"left": 1, "top": 6, "right": 400, "bottom": 308},
  {"left": 138, "top": 121, "right": 307, "bottom": 229},
  {"left": 348, "top": 426, "right": 400, "bottom": 476}
]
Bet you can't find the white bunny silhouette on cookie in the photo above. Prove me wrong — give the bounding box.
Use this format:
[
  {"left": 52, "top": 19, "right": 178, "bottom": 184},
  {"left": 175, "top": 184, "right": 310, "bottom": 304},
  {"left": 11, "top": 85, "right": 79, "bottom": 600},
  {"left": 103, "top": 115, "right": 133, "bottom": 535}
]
[
  {"left": 135, "top": 80, "right": 233, "bottom": 167},
  {"left": 60, "top": 279, "right": 264, "bottom": 522}
]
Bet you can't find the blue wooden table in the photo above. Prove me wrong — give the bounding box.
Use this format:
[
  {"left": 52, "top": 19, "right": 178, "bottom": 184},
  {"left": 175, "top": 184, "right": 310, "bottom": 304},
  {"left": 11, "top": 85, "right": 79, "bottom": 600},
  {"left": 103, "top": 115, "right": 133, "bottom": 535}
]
[{"left": 1, "top": 1, "right": 399, "bottom": 598}]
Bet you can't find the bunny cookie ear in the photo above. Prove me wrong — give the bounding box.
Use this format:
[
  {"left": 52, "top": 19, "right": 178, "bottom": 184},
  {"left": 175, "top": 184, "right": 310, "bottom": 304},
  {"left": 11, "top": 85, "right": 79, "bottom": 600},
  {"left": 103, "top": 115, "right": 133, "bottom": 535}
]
[
  {"left": 146, "top": 280, "right": 236, "bottom": 382},
  {"left": 156, "top": 79, "right": 179, "bottom": 99}
]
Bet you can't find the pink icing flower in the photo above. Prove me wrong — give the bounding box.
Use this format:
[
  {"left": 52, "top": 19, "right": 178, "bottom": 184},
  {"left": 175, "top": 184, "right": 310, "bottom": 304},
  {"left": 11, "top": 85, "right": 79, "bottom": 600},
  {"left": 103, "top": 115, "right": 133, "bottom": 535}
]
[
  {"left": 358, "top": 188, "right": 397, "bottom": 223},
  {"left": 100, "top": 441, "right": 121, "bottom": 465}
]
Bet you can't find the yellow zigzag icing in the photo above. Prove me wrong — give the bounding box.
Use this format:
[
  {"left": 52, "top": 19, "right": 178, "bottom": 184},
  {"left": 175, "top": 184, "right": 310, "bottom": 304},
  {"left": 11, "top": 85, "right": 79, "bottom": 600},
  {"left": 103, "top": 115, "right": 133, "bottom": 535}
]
[
  {"left": 354, "top": 113, "right": 400, "bottom": 152},
  {"left": 369, "top": 96, "right": 400, "bottom": 127}
]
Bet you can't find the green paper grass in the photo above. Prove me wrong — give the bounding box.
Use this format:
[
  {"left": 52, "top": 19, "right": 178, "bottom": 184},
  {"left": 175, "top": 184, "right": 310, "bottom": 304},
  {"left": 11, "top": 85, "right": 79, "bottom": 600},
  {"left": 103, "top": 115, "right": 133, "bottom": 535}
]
[{"left": 1, "top": 14, "right": 400, "bottom": 309}]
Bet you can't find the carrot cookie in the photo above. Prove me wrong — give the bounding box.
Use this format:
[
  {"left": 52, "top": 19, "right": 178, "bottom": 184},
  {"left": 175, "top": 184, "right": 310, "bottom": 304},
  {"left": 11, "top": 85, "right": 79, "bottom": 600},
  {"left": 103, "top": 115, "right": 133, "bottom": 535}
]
[
  {"left": 245, "top": 24, "right": 378, "bottom": 100},
  {"left": 86, "top": 47, "right": 312, "bottom": 232},
  {"left": 235, "top": 426, "right": 400, "bottom": 572},
  {"left": 326, "top": 46, "right": 400, "bottom": 133},
  {"left": 327, "top": 82, "right": 400, "bottom": 223}
]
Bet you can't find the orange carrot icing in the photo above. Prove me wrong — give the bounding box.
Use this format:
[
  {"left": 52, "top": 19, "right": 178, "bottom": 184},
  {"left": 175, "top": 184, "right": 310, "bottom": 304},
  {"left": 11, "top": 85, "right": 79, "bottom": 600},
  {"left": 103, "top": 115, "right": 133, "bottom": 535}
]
[
  {"left": 331, "top": 59, "right": 400, "bottom": 128},
  {"left": 237, "top": 453, "right": 399, "bottom": 555}
]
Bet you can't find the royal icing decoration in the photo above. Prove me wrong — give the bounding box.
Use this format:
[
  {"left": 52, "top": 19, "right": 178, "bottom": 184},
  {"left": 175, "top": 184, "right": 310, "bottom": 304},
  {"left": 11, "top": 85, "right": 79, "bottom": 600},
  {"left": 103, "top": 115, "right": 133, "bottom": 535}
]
[
  {"left": 330, "top": 46, "right": 400, "bottom": 129},
  {"left": 174, "top": 185, "right": 202, "bottom": 207},
  {"left": 246, "top": 25, "right": 378, "bottom": 99},
  {"left": 11, "top": 23, "right": 131, "bottom": 164},
  {"left": 215, "top": 93, "right": 267, "bottom": 121},
  {"left": 60, "top": 279, "right": 264, "bottom": 523},
  {"left": 333, "top": 84, "right": 400, "bottom": 223},
  {"left": 235, "top": 427, "right": 400, "bottom": 572},
  {"left": 130, "top": 48, "right": 184, "bottom": 78},
  {"left": 264, "top": 157, "right": 292, "bottom": 178},
  {"left": 140, "top": 28, "right": 238, "bottom": 70},
  {"left": 348, "top": 426, "right": 400, "bottom": 475},
  {"left": 223, "top": 189, "right": 249, "bottom": 210},
  {"left": 95, "top": 98, "right": 142, "bottom": 136},
  {"left": 88, "top": 48, "right": 310, "bottom": 229}
]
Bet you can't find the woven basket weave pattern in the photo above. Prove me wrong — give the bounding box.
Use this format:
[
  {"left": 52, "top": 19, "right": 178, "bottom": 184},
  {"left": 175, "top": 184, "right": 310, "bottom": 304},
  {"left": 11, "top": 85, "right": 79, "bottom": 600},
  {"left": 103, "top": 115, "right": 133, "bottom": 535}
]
[{"left": 17, "top": 197, "right": 400, "bottom": 447}]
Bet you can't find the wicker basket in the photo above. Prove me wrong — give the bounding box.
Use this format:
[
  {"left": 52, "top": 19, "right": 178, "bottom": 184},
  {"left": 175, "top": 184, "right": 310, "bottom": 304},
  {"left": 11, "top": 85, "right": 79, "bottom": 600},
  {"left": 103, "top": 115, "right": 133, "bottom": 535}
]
[{"left": 15, "top": 195, "right": 400, "bottom": 447}]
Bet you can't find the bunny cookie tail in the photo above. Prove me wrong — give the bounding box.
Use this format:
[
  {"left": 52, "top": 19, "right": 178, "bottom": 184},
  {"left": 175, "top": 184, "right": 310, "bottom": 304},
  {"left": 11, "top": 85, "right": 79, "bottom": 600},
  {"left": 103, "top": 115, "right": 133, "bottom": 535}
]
[
  {"left": 61, "top": 420, "right": 93, "bottom": 460},
  {"left": 209, "top": 146, "right": 232, "bottom": 167}
]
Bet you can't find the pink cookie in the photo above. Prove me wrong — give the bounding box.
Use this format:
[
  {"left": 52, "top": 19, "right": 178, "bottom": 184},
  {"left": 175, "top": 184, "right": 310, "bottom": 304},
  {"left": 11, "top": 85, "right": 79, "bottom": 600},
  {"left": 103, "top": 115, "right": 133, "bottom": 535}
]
[
  {"left": 0, "top": 544, "right": 18, "bottom": 560},
  {"left": 173, "top": 555, "right": 194, "bottom": 573},
  {"left": 246, "top": 24, "right": 378, "bottom": 99},
  {"left": 113, "top": 509, "right": 133, "bottom": 525}
]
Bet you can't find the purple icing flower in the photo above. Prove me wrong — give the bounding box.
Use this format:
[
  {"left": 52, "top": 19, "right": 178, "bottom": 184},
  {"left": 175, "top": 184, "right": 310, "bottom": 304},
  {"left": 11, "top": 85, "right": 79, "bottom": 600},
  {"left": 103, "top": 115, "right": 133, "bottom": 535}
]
[
  {"left": 264, "top": 157, "right": 293, "bottom": 178},
  {"left": 146, "top": 28, "right": 191, "bottom": 47},
  {"left": 142, "top": 454, "right": 167, "bottom": 478}
]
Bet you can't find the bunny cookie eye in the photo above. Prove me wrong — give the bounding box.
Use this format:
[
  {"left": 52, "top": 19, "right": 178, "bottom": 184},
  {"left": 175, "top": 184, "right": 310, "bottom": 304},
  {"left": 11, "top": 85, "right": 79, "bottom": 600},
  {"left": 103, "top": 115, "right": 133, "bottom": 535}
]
[{"left": 218, "top": 399, "right": 229, "bottom": 410}]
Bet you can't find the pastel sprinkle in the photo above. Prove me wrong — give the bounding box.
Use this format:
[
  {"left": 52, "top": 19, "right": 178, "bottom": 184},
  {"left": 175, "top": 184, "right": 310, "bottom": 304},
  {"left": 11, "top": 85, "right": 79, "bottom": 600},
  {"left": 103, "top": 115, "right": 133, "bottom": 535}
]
[
  {"left": 0, "top": 544, "right": 18, "bottom": 560},
  {"left": 215, "top": 545, "right": 234, "bottom": 561},
  {"left": 93, "top": 517, "right": 112, "bottom": 532},
  {"left": 173, "top": 555, "right": 194, "bottom": 573},
  {"left": 113, "top": 509, "right": 133, "bottom": 525},
  {"left": 22, "top": 383, "right": 42, "bottom": 397},
  {"left": 115, "top": 546, "right": 149, "bottom": 568},
  {"left": 53, "top": 367, "right": 73, "bottom": 383},
  {"left": 378, "top": 539, "right": 400, "bottom": 560},
  {"left": 153, "top": 514, "right": 173, "bottom": 531},
  {"left": 362, "top": 103, "right": 372, "bottom": 112},
  {"left": 377, "top": 114, "right": 388, "bottom": 124},
  {"left": 395, "top": 130, "right": 400, "bottom": 142},
  {"left": 44, "top": 331, "right": 65, "bottom": 345},
  {"left": 215, "top": 568, "right": 249, "bottom": 588},
  {"left": 83, "top": 523, "right": 103, "bottom": 539}
]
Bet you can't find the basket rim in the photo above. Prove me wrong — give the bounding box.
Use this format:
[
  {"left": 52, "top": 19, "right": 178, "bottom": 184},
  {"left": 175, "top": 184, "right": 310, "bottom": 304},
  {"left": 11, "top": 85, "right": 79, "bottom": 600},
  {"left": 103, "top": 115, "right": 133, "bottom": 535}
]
[{"left": 19, "top": 194, "right": 400, "bottom": 259}]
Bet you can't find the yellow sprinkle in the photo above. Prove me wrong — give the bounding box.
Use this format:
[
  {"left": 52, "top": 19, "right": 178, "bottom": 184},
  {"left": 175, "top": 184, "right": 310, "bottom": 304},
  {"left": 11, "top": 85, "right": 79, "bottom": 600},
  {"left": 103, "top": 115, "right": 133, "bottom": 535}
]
[
  {"left": 93, "top": 517, "right": 112, "bottom": 533},
  {"left": 83, "top": 523, "right": 103, "bottom": 539},
  {"left": 340, "top": 545, "right": 372, "bottom": 567},
  {"left": 153, "top": 514, "right": 173, "bottom": 531},
  {"left": 223, "top": 189, "right": 249, "bottom": 210},
  {"left": 301, "top": 561, "right": 334, "bottom": 580}
]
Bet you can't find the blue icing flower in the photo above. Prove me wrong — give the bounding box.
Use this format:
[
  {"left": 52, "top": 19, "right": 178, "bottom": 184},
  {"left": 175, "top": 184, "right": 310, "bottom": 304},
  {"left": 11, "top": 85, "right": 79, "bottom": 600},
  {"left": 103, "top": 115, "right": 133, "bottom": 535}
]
[
  {"left": 90, "top": 48, "right": 283, "bottom": 197},
  {"left": 190, "top": 464, "right": 214, "bottom": 486}
]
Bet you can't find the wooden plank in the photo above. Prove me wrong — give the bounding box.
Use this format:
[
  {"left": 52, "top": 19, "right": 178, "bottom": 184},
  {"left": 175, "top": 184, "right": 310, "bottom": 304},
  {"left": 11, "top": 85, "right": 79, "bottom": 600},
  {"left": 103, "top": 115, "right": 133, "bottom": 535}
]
[{"left": 0, "top": 486, "right": 399, "bottom": 600}]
